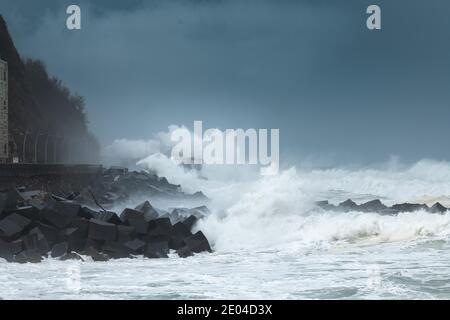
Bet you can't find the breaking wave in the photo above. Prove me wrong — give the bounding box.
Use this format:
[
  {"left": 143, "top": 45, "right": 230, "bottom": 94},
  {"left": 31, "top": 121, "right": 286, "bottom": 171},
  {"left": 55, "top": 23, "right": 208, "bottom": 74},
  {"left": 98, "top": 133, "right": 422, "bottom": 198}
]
[
  {"left": 196, "top": 165, "right": 450, "bottom": 252},
  {"left": 104, "top": 132, "right": 450, "bottom": 253}
]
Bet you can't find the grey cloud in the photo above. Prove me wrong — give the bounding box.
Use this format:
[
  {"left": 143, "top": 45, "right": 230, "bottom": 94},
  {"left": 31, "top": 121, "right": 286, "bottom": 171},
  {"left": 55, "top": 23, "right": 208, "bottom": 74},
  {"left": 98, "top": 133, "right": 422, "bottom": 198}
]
[{"left": 1, "top": 0, "right": 449, "bottom": 166}]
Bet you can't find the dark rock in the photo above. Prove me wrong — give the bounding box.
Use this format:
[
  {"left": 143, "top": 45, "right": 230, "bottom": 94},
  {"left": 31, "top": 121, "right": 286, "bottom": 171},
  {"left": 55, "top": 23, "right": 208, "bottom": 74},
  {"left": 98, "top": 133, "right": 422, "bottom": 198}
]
[
  {"left": 17, "top": 190, "right": 43, "bottom": 202},
  {"left": 144, "top": 241, "right": 169, "bottom": 258},
  {"left": 59, "top": 226, "right": 87, "bottom": 252},
  {"left": 4, "top": 189, "right": 21, "bottom": 211},
  {"left": 71, "top": 217, "right": 90, "bottom": 232},
  {"left": 35, "top": 222, "right": 59, "bottom": 247},
  {"left": 82, "top": 246, "right": 109, "bottom": 261},
  {"left": 184, "top": 231, "right": 212, "bottom": 253},
  {"left": 117, "top": 225, "right": 135, "bottom": 243},
  {"left": 177, "top": 246, "right": 193, "bottom": 258},
  {"left": 359, "top": 200, "right": 387, "bottom": 212},
  {"left": 102, "top": 242, "right": 131, "bottom": 259},
  {"left": 0, "top": 238, "right": 23, "bottom": 260},
  {"left": 315, "top": 200, "right": 335, "bottom": 211},
  {"left": 22, "top": 228, "right": 49, "bottom": 256},
  {"left": 390, "top": 203, "right": 429, "bottom": 213},
  {"left": 95, "top": 211, "right": 122, "bottom": 225},
  {"left": 147, "top": 218, "right": 172, "bottom": 237},
  {"left": 143, "top": 234, "right": 171, "bottom": 243},
  {"left": 42, "top": 200, "right": 80, "bottom": 229},
  {"left": 50, "top": 193, "right": 69, "bottom": 202},
  {"left": 51, "top": 242, "right": 69, "bottom": 258},
  {"left": 430, "top": 202, "right": 447, "bottom": 214},
  {"left": 13, "top": 250, "right": 42, "bottom": 263},
  {"left": 9, "top": 206, "right": 42, "bottom": 221},
  {"left": 78, "top": 207, "right": 98, "bottom": 220},
  {"left": 124, "top": 239, "right": 146, "bottom": 254},
  {"left": 68, "top": 218, "right": 90, "bottom": 251},
  {"left": 29, "top": 198, "right": 45, "bottom": 211},
  {"left": 0, "top": 213, "right": 32, "bottom": 239},
  {"left": 0, "top": 193, "right": 7, "bottom": 217},
  {"left": 170, "top": 221, "right": 192, "bottom": 250},
  {"left": 173, "top": 221, "right": 192, "bottom": 237},
  {"left": 134, "top": 201, "right": 159, "bottom": 221},
  {"left": 59, "top": 227, "right": 79, "bottom": 238},
  {"left": 84, "top": 239, "right": 103, "bottom": 251},
  {"left": 60, "top": 252, "right": 84, "bottom": 261},
  {"left": 9, "top": 239, "right": 23, "bottom": 255},
  {"left": 338, "top": 199, "right": 359, "bottom": 212},
  {"left": 88, "top": 219, "right": 117, "bottom": 242},
  {"left": 120, "top": 208, "right": 148, "bottom": 234},
  {"left": 181, "top": 215, "right": 198, "bottom": 231}
]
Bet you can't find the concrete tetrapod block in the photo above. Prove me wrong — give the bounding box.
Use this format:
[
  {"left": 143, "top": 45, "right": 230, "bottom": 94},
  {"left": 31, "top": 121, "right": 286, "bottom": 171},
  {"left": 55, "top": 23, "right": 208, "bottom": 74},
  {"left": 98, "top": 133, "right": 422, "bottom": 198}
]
[
  {"left": 0, "top": 213, "right": 32, "bottom": 239},
  {"left": 88, "top": 219, "right": 117, "bottom": 242}
]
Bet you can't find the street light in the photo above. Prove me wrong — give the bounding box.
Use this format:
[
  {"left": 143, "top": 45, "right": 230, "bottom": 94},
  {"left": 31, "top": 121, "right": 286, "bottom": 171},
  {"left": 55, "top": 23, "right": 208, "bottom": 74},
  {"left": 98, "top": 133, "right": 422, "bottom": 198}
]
[
  {"left": 34, "top": 132, "right": 44, "bottom": 163},
  {"left": 45, "top": 134, "right": 57, "bottom": 164},
  {"left": 19, "top": 130, "right": 31, "bottom": 163},
  {"left": 53, "top": 136, "right": 61, "bottom": 163}
]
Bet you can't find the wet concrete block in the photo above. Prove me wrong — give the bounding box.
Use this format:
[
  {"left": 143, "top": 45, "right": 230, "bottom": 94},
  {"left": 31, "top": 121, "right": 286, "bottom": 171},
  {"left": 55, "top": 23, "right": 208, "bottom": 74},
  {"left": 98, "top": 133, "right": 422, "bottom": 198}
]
[
  {"left": 117, "top": 225, "right": 135, "bottom": 243},
  {"left": 169, "top": 221, "right": 192, "bottom": 250},
  {"left": 22, "top": 227, "right": 50, "bottom": 256},
  {"left": 82, "top": 246, "right": 109, "bottom": 261},
  {"left": 430, "top": 202, "right": 447, "bottom": 214},
  {"left": 147, "top": 218, "right": 172, "bottom": 237},
  {"left": 51, "top": 242, "right": 69, "bottom": 258},
  {"left": 124, "top": 239, "right": 146, "bottom": 255},
  {"left": 177, "top": 246, "right": 193, "bottom": 258},
  {"left": 359, "top": 200, "right": 387, "bottom": 212},
  {"left": 35, "top": 222, "right": 59, "bottom": 247},
  {"left": 78, "top": 206, "right": 98, "bottom": 220},
  {"left": 13, "top": 250, "right": 43, "bottom": 263},
  {"left": 120, "top": 208, "right": 148, "bottom": 234},
  {"left": 42, "top": 201, "right": 81, "bottom": 229},
  {"left": 0, "top": 239, "right": 23, "bottom": 261},
  {"left": 59, "top": 226, "right": 87, "bottom": 252},
  {"left": 337, "top": 199, "right": 359, "bottom": 212},
  {"left": 390, "top": 203, "right": 429, "bottom": 213},
  {"left": 181, "top": 215, "right": 198, "bottom": 231},
  {"left": 184, "top": 231, "right": 212, "bottom": 253},
  {"left": 102, "top": 242, "right": 131, "bottom": 259},
  {"left": 9, "top": 206, "right": 42, "bottom": 222},
  {"left": 95, "top": 211, "right": 122, "bottom": 225},
  {"left": 0, "top": 213, "right": 32, "bottom": 239},
  {"left": 134, "top": 201, "right": 159, "bottom": 221},
  {"left": 144, "top": 241, "right": 169, "bottom": 259},
  {"left": 88, "top": 219, "right": 117, "bottom": 242}
]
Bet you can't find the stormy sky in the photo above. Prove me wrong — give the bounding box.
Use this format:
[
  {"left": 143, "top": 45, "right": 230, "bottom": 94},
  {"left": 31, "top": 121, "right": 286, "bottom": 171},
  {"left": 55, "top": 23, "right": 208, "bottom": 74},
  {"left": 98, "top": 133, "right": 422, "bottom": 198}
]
[{"left": 1, "top": 0, "right": 449, "bottom": 167}]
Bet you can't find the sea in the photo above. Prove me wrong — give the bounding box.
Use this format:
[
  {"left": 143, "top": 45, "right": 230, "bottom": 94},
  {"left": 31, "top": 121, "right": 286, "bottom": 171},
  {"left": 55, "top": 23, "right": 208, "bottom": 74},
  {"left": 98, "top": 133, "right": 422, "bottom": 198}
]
[{"left": 2, "top": 159, "right": 450, "bottom": 299}]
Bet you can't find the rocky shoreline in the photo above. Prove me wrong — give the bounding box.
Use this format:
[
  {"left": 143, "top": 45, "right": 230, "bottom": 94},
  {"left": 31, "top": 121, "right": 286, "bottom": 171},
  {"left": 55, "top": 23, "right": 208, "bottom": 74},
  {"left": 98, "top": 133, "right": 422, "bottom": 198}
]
[
  {"left": 0, "top": 168, "right": 212, "bottom": 263},
  {"left": 317, "top": 199, "right": 448, "bottom": 214}
]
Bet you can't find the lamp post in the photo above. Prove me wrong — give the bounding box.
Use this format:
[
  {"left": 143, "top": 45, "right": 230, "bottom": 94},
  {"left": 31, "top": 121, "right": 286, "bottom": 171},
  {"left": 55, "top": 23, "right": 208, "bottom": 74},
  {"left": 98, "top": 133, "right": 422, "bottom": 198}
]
[
  {"left": 53, "top": 136, "right": 61, "bottom": 163},
  {"left": 34, "top": 132, "right": 44, "bottom": 163},
  {"left": 44, "top": 134, "right": 57, "bottom": 164},
  {"left": 22, "top": 131, "right": 31, "bottom": 163}
]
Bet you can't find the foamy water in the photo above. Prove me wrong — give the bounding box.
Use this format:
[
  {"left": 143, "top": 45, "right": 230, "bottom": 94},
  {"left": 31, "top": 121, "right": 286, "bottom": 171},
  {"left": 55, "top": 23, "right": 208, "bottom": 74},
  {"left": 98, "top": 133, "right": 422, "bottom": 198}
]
[{"left": 2, "top": 160, "right": 450, "bottom": 299}]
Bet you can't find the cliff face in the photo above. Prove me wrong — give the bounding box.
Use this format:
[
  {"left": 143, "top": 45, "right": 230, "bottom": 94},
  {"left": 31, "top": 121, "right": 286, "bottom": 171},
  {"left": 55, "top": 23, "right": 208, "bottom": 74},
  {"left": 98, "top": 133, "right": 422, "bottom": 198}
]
[{"left": 0, "top": 15, "right": 99, "bottom": 164}]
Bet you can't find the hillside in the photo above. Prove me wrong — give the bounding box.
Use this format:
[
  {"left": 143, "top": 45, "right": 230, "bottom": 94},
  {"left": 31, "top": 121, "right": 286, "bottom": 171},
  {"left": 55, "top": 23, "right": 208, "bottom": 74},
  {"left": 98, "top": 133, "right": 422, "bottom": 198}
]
[{"left": 0, "top": 15, "right": 99, "bottom": 164}]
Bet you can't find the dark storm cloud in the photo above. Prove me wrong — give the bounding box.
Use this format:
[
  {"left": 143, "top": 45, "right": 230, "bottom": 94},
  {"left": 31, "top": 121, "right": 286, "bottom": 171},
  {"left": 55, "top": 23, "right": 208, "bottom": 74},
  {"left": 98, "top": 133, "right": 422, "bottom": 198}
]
[{"left": 1, "top": 0, "right": 449, "bottom": 166}]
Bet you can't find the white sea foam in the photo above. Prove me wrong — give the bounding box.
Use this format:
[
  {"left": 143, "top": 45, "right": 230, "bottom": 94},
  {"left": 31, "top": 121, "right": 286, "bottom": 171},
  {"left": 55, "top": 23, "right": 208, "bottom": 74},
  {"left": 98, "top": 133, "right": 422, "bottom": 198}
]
[{"left": 104, "top": 132, "right": 450, "bottom": 254}]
